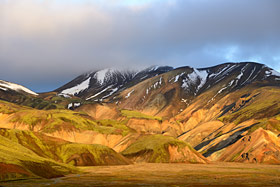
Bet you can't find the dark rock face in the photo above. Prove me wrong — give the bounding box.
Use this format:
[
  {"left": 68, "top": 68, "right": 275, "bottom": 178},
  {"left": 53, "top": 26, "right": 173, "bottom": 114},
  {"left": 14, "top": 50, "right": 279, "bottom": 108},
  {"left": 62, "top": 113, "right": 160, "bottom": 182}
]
[
  {"left": 55, "top": 62, "right": 280, "bottom": 103},
  {"left": 55, "top": 66, "right": 173, "bottom": 100}
]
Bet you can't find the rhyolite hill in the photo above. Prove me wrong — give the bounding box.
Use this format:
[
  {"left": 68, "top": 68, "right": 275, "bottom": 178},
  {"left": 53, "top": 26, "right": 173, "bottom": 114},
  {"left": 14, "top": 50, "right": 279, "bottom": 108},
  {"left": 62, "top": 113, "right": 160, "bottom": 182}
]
[{"left": 0, "top": 62, "right": 280, "bottom": 181}]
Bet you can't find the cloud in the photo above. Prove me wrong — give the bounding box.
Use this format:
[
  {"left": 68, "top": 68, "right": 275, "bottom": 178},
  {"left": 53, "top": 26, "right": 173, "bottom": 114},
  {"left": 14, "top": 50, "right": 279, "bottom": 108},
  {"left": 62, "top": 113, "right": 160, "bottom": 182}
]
[{"left": 0, "top": 0, "right": 279, "bottom": 92}]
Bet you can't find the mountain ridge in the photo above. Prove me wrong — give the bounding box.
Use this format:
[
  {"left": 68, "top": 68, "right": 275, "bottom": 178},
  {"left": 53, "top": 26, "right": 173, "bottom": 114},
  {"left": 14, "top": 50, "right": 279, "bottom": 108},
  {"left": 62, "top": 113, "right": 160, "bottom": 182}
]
[
  {"left": 0, "top": 80, "right": 37, "bottom": 96},
  {"left": 55, "top": 66, "right": 174, "bottom": 100},
  {"left": 55, "top": 62, "right": 280, "bottom": 103},
  {"left": 0, "top": 61, "right": 279, "bottom": 176}
]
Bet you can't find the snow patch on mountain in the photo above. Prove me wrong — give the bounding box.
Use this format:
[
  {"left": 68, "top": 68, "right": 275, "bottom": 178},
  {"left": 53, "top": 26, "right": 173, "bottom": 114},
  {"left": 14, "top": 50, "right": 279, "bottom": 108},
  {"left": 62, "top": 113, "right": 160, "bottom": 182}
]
[
  {"left": 101, "top": 87, "right": 119, "bottom": 99},
  {"left": 140, "top": 75, "right": 148, "bottom": 80},
  {"left": 236, "top": 64, "right": 249, "bottom": 81},
  {"left": 236, "top": 72, "right": 243, "bottom": 80},
  {"left": 228, "top": 79, "right": 235, "bottom": 87},
  {"left": 0, "top": 80, "right": 38, "bottom": 95},
  {"left": 241, "top": 66, "right": 256, "bottom": 86},
  {"left": 0, "top": 87, "right": 8, "bottom": 91},
  {"left": 125, "top": 89, "right": 134, "bottom": 98},
  {"left": 209, "top": 65, "right": 230, "bottom": 79},
  {"left": 207, "top": 78, "right": 239, "bottom": 104},
  {"left": 95, "top": 69, "right": 115, "bottom": 85},
  {"left": 181, "top": 69, "right": 208, "bottom": 92},
  {"left": 148, "top": 66, "right": 159, "bottom": 72},
  {"left": 169, "top": 72, "right": 185, "bottom": 83},
  {"left": 265, "top": 69, "right": 280, "bottom": 77},
  {"left": 68, "top": 102, "right": 81, "bottom": 109},
  {"left": 58, "top": 93, "right": 71, "bottom": 98},
  {"left": 146, "top": 77, "right": 163, "bottom": 95},
  {"left": 86, "top": 85, "right": 113, "bottom": 100},
  {"left": 195, "top": 69, "right": 208, "bottom": 90},
  {"left": 174, "top": 75, "right": 180, "bottom": 83},
  {"left": 61, "top": 77, "right": 91, "bottom": 95}
]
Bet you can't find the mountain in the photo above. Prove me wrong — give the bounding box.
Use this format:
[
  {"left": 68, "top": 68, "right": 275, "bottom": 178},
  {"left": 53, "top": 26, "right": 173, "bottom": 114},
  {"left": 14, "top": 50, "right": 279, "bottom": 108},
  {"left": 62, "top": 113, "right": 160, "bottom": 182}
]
[
  {"left": 0, "top": 80, "right": 87, "bottom": 110},
  {"left": 0, "top": 61, "right": 280, "bottom": 181},
  {"left": 0, "top": 80, "right": 38, "bottom": 103},
  {"left": 0, "top": 80, "right": 72, "bottom": 110},
  {"left": 55, "top": 66, "right": 173, "bottom": 101},
  {"left": 0, "top": 80, "right": 37, "bottom": 96},
  {"left": 110, "top": 62, "right": 280, "bottom": 116},
  {"left": 72, "top": 62, "right": 280, "bottom": 163},
  {"left": 57, "top": 62, "right": 279, "bottom": 105}
]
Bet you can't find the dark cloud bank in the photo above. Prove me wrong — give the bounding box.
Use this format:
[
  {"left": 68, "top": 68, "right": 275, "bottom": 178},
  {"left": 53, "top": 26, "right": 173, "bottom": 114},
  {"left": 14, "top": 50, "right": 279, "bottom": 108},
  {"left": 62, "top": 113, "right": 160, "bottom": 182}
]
[{"left": 0, "top": 0, "right": 279, "bottom": 92}]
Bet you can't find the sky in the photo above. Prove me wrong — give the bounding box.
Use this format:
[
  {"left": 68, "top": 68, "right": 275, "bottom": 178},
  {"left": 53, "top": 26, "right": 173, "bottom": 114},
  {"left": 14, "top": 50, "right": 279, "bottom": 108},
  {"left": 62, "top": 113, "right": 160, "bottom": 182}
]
[{"left": 0, "top": 0, "right": 280, "bottom": 92}]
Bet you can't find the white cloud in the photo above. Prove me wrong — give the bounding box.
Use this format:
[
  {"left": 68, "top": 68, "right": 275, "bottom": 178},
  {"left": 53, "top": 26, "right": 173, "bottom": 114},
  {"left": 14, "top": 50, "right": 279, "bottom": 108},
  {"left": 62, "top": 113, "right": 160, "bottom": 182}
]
[{"left": 0, "top": 0, "right": 279, "bottom": 91}]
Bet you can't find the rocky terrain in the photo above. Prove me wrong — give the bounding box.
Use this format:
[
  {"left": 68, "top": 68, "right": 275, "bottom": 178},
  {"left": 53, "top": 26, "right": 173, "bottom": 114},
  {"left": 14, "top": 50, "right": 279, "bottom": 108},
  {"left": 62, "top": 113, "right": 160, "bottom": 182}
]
[{"left": 0, "top": 62, "right": 280, "bottom": 182}]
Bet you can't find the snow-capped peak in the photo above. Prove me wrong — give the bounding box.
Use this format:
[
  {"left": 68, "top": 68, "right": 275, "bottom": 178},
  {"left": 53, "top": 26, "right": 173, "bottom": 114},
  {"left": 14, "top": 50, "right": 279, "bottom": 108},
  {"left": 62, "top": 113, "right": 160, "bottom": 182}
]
[
  {"left": 56, "top": 65, "right": 173, "bottom": 99},
  {"left": 0, "top": 80, "right": 38, "bottom": 95}
]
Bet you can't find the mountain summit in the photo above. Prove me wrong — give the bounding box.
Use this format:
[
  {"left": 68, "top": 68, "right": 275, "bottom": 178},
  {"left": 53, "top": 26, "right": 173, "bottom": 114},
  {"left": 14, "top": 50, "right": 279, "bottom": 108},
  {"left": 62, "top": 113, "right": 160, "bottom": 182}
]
[
  {"left": 0, "top": 80, "right": 37, "bottom": 96},
  {"left": 56, "top": 62, "right": 279, "bottom": 103},
  {"left": 55, "top": 66, "right": 173, "bottom": 101}
]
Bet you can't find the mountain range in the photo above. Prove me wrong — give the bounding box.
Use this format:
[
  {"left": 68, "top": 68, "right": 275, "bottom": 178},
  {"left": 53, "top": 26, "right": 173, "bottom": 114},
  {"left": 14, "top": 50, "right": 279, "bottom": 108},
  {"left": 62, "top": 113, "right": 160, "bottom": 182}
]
[{"left": 0, "top": 62, "right": 280, "bottom": 181}]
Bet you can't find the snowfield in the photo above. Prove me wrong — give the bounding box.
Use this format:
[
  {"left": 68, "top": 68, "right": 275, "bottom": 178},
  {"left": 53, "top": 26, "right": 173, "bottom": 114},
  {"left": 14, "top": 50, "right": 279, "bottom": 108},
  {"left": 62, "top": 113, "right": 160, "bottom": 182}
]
[
  {"left": 0, "top": 80, "right": 38, "bottom": 95},
  {"left": 61, "top": 77, "right": 91, "bottom": 95}
]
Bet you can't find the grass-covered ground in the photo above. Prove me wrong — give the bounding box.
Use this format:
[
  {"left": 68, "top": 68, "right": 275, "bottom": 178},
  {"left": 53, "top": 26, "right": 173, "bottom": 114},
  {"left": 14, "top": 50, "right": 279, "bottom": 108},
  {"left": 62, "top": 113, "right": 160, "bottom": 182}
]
[{"left": 2, "top": 162, "right": 280, "bottom": 186}]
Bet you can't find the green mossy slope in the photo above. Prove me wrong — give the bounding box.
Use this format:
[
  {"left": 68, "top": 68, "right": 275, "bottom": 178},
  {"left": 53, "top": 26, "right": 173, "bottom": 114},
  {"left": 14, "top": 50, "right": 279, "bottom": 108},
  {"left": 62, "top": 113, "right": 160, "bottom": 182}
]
[
  {"left": 0, "top": 100, "right": 133, "bottom": 136},
  {"left": 58, "top": 143, "right": 131, "bottom": 166},
  {"left": 122, "top": 134, "right": 207, "bottom": 163},
  {"left": 0, "top": 128, "right": 131, "bottom": 168},
  {"left": 0, "top": 134, "right": 77, "bottom": 181},
  {"left": 218, "top": 87, "right": 280, "bottom": 125}
]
